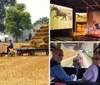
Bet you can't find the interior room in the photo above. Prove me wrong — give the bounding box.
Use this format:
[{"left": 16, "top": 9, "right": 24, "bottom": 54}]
[
  {"left": 50, "top": 0, "right": 100, "bottom": 41},
  {"left": 50, "top": 43, "right": 99, "bottom": 85}
]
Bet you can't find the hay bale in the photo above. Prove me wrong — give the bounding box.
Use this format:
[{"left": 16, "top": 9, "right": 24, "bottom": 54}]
[
  {"left": 38, "top": 43, "right": 48, "bottom": 49},
  {"left": 37, "top": 29, "right": 48, "bottom": 32},
  {"left": 29, "top": 24, "right": 49, "bottom": 48},
  {"left": 0, "top": 45, "right": 7, "bottom": 53},
  {"left": 40, "top": 24, "right": 49, "bottom": 29},
  {"left": 32, "top": 39, "right": 43, "bottom": 43},
  {"left": 32, "top": 36, "right": 47, "bottom": 39},
  {"left": 32, "top": 36, "right": 35, "bottom": 39},
  {"left": 43, "top": 24, "right": 49, "bottom": 29},
  {"left": 29, "top": 39, "right": 45, "bottom": 48},
  {"left": 29, "top": 40, "right": 37, "bottom": 48},
  {"left": 35, "top": 32, "right": 48, "bottom": 36},
  {"left": 43, "top": 37, "right": 49, "bottom": 43}
]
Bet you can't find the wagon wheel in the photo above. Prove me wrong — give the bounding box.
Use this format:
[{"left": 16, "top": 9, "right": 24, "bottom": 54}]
[
  {"left": 46, "top": 50, "right": 48, "bottom": 56},
  {"left": 28, "top": 51, "right": 35, "bottom": 56},
  {"left": 8, "top": 52, "right": 15, "bottom": 57},
  {"left": 0, "top": 52, "right": 4, "bottom": 57}
]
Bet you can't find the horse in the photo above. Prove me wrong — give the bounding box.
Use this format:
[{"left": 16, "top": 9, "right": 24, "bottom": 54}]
[
  {"left": 72, "top": 54, "right": 84, "bottom": 68},
  {"left": 51, "top": 6, "right": 71, "bottom": 20},
  {"left": 77, "top": 14, "right": 86, "bottom": 19}
]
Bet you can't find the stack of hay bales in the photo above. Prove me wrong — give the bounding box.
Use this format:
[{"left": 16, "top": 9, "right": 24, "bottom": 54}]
[{"left": 29, "top": 24, "right": 49, "bottom": 49}]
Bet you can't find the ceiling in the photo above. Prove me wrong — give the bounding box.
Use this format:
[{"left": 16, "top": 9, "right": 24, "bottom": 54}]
[
  {"left": 51, "top": 43, "right": 94, "bottom": 50},
  {"left": 50, "top": 0, "right": 100, "bottom": 12}
]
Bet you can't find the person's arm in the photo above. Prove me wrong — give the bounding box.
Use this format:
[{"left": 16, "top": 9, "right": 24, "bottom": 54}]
[
  {"left": 51, "top": 65, "right": 74, "bottom": 81},
  {"left": 82, "top": 64, "right": 97, "bottom": 82}
]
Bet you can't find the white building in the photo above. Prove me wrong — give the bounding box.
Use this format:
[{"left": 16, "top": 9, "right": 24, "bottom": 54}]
[
  {"left": 0, "top": 24, "right": 43, "bottom": 42},
  {"left": 7, "top": 29, "right": 33, "bottom": 42}
]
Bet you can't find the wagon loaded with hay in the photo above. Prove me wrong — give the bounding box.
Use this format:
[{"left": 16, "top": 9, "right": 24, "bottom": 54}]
[
  {"left": 18, "top": 24, "right": 49, "bottom": 56},
  {"left": 30, "top": 24, "right": 49, "bottom": 49}
]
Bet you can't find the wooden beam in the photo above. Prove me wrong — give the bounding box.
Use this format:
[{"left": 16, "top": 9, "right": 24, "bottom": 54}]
[
  {"left": 82, "top": 0, "right": 94, "bottom": 9},
  {"left": 93, "top": 0, "right": 100, "bottom": 8},
  {"left": 76, "top": 7, "right": 87, "bottom": 9}
]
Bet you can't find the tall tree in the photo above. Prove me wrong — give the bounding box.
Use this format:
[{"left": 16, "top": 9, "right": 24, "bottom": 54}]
[
  {"left": 15, "top": 3, "right": 25, "bottom": 11},
  {"left": 4, "top": 3, "right": 32, "bottom": 42},
  {"left": 34, "top": 17, "right": 49, "bottom": 27},
  {"left": 0, "top": 0, "right": 16, "bottom": 32}
]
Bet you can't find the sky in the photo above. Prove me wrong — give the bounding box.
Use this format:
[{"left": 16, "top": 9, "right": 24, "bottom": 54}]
[{"left": 17, "top": 0, "right": 50, "bottom": 23}]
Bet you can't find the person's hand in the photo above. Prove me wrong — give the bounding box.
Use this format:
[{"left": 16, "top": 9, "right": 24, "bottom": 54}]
[
  {"left": 71, "top": 74, "right": 77, "bottom": 81},
  {"left": 71, "top": 74, "right": 76, "bottom": 77},
  {"left": 78, "top": 79, "right": 82, "bottom": 81},
  {"left": 50, "top": 76, "right": 54, "bottom": 81}
]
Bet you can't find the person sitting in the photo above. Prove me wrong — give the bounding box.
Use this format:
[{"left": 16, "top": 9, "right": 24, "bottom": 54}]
[
  {"left": 92, "top": 20, "right": 96, "bottom": 30},
  {"left": 7, "top": 40, "right": 14, "bottom": 54},
  {"left": 95, "top": 23, "right": 99, "bottom": 29},
  {"left": 50, "top": 49, "right": 76, "bottom": 82},
  {"left": 82, "top": 52, "right": 100, "bottom": 83}
]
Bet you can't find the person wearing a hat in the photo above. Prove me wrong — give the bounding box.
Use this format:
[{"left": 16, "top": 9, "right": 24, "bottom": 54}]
[
  {"left": 50, "top": 49, "right": 77, "bottom": 82},
  {"left": 6, "top": 40, "right": 14, "bottom": 54},
  {"left": 82, "top": 53, "right": 100, "bottom": 83}
]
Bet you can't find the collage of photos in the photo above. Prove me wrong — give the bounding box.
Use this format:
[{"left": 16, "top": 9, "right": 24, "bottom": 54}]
[
  {"left": 50, "top": 43, "right": 100, "bottom": 85},
  {"left": 50, "top": 0, "right": 100, "bottom": 41},
  {"left": 0, "top": 0, "right": 100, "bottom": 85}
]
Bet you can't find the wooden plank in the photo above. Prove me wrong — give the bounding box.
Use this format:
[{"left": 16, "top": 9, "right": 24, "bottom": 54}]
[{"left": 13, "top": 48, "right": 48, "bottom": 56}]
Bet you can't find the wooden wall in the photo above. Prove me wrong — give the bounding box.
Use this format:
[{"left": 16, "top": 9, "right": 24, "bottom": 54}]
[
  {"left": 93, "top": 11, "right": 100, "bottom": 24},
  {"left": 87, "top": 10, "right": 100, "bottom": 25}
]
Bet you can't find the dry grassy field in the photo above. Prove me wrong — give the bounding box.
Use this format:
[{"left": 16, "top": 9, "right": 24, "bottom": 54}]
[{"left": 0, "top": 43, "right": 49, "bottom": 85}]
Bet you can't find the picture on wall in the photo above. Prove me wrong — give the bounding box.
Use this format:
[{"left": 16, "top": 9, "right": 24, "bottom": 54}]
[{"left": 50, "top": 4, "right": 73, "bottom": 30}]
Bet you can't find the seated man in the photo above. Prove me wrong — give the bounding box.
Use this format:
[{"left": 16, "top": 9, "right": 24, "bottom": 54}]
[
  {"left": 82, "top": 52, "right": 100, "bottom": 83},
  {"left": 7, "top": 40, "right": 14, "bottom": 54},
  {"left": 95, "top": 23, "right": 99, "bottom": 30},
  {"left": 50, "top": 49, "right": 76, "bottom": 82},
  {"left": 92, "top": 20, "right": 96, "bottom": 30}
]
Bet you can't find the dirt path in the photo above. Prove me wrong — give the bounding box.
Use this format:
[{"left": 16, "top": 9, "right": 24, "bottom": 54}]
[
  {"left": 61, "top": 53, "right": 91, "bottom": 68},
  {"left": 0, "top": 56, "right": 48, "bottom": 85}
]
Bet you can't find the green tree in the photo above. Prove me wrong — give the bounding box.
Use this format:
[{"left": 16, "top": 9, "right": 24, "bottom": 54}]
[
  {"left": 15, "top": 3, "right": 25, "bottom": 11},
  {"left": 34, "top": 17, "right": 49, "bottom": 27},
  {"left": 4, "top": 3, "right": 32, "bottom": 42},
  {"left": 0, "top": 0, "right": 16, "bottom": 32},
  {"left": 41, "top": 17, "right": 49, "bottom": 24}
]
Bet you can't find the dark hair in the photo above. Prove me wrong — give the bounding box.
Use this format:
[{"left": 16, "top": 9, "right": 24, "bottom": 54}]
[
  {"left": 93, "top": 20, "right": 96, "bottom": 24},
  {"left": 52, "top": 48, "right": 62, "bottom": 54},
  {"left": 9, "top": 40, "right": 12, "bottom": 42},
  {"left": 93, "top": 52, "right": 100, "bottom": 58}
]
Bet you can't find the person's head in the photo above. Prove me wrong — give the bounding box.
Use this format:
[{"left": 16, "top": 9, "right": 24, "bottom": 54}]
[
  {"left": 8, "top": 40, "right": 12, "bottom": 43},
  {"left": 78, "top": 54, "right": 80, "bottom": 56},
  {"left": 52, "top": 49, "right": 64, "bottom": 63},
  {"left": 77, "top": 53, "right": 80, "bottom": 58},
  {"left": 93, "top": 20, "right": 96, "bottom": 24},
  {"left": 92, "top": 53, "right": 100, "bottom": 66}
]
